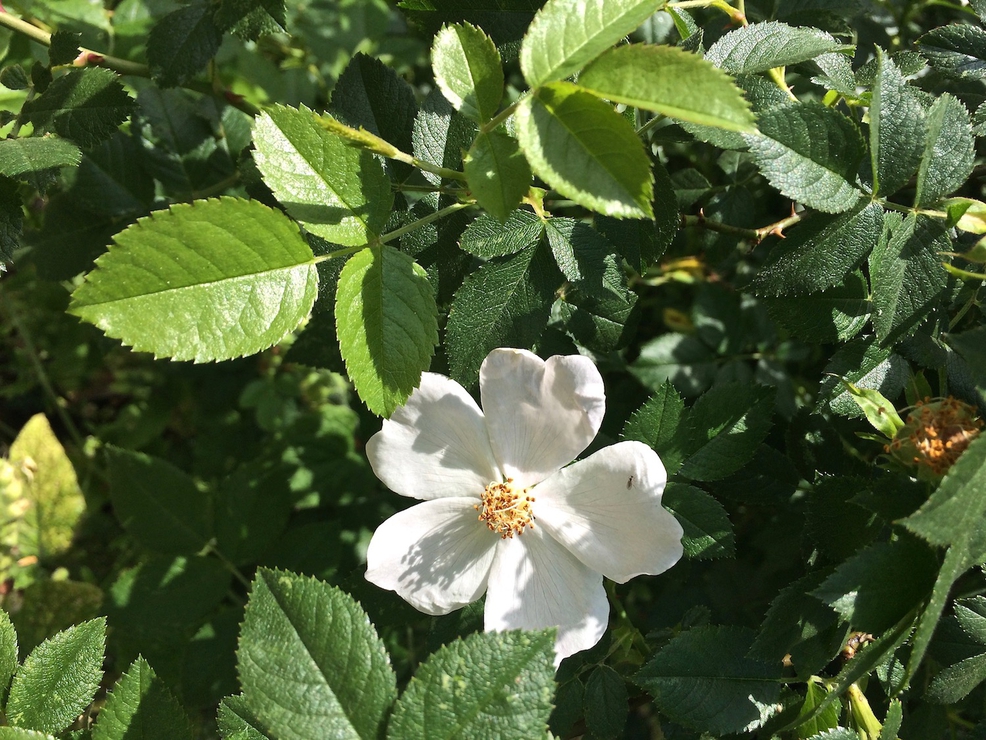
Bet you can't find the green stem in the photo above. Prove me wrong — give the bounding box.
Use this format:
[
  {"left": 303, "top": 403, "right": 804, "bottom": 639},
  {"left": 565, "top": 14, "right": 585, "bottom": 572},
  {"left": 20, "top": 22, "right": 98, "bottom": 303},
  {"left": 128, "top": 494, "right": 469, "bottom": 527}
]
[
  {"left": 205, "top": 542, "right": 252, "bottom": 589},
  {"left": 636, "top": 113, "right": 666, "bottom": 137},
  {"left": 481, "top": 100, "right": 520, "bottom": 134},
  {"left": 0, "top": 289, "right": 87, "bottom": 452},
  {"left": 379, "top": 202, "right": 472, "bottom": 244}
]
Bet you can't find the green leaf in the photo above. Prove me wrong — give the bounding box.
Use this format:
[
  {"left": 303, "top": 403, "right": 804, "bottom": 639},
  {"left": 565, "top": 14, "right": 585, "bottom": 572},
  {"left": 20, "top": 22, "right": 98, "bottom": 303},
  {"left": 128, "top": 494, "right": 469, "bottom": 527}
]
[
  {"left": 902, "top": 435, "right": 986, "bottom": 682},
  {"left": 335, "top": 244, "right": 438, "bottom": 417},
  {"left": 0, "top": 177, "right": 21, "bottom": 269},
  {"left": 796, "top": 681, "right": 841, "bottom": 739},
  {"left": 106, "top": 446, "right": 212, "bottom": 555},
  {"left": 331, "top": 53, "right": 418, "bottom": 182},
  {"left": 445, "top": 239, "right": 560, "bottom": 387},
  {"left": 879, "top": 700, "right": 903, "bottom": 740},
  {"left": 215, "top": 462, "right": 293, "bottom": 567},
  {"left": 72, "top": 133, "right": 154, "bottom": 217},
  {"left": 678, "top": 383, "right": 775, "bottom": 482},
  {"left": 583, "top": 665, "right": 627, "bottom": 740},
  {"left": 214, "top": 0, "right": 285, "bottom": 39},
  {"left": 7, "top": 413, "right": 85, "bottom": 560},
  {"left": 869, "top": 214, "right": 949, "bottom": 345},
  {"left": 48, "top": 31, "right": 81, "bottom": 66},
  {"left": 816, "top": 337, "right": 907, "bottom": 418},
  {"left": 840, "top": 381, "right": 904, "bottom": 439},
  {"left": 705, "top": 21, "right": 850, "bottom": 75},
  {"left": 679, "top": 73, "right": 789, "bottom": 151},
  {"left": 781, "top": 613, "right": 914, "bottom": 734},
  {"left": 0, "top": 730, "right": 58, "bottom": 739},
  {"left": 919, "top": 24, "right": 986, "bottom": 80},
  {"left": 0, "top": 136, "right": 81, "bottom": 178},
  {"left": 765, "top": 272, "right": 870, "bottom": 343},
  {"left": 557, "top": 254, "right": 638, "bottom": 352},
  {"left": 544, "top": 216, "right": 611, "bottom": 285},
  {"left": 147, "top": 2, "right": 223, "bottom": 87},
  {"left": 636, "top": 626, "right": 782, "bottom": 736},
  {"left": 948, "top": 326, "right": 986, "bottom": 393},
  {"left": 459, "top": 209, "right": 544, "bottom": 258},
  {"left": 69, "top": 197, "right": 317, "bottom": 362},
  {"left": 519, "top": 0, "right": 663, "bottom": 88},
  {"left": 621, "top": 381, "right": 686, "bottom": 474},
  {"left": 515, "top": 81, "right": 653, "bottom": 219},
  {"left": 0, "top": 610, "right": 17, "bottom": 704},
  {"left": 432, "top": 23, "right": 503, "bottom": 122},
  {"left": 744, "top": 103, "right": 864, "bottom": 214},
  {"left": 9, "top": 580, "right": 102, "bottom": 659},
  {"left": 253, "top": 105, "right": 393, "bottom": 247},
  {"left": 804, "top": 730, "right": 858, "bottom": 740},
  {"left": 927, "top": 651, "right": 986, "bottom": 704},
  {"left": 663, "top": 483, "right": 734, "bottom": 560},
  {"left": 749, "top": 573, "right": 844, "bottom": 680},
  {"left": 91, "top": 657, "right": 194, "bottom": 740},
  {"left": 19, "top": 69, "right": 135, "bottom": 149},
  {"left": 577, "top": 44, "right": 755, "bottom": 132},
  {"left": 6, "top": 618, "right": 105, "bottom": 735},
  {"left": 412, "top": 89, "right": 477, "bottom": 186},
  {"left": 238, "top": 569, "right": 398, "bottom": 740},
  {"left": 870, "top": 49, "right": 926, "bottom": 198},
  {"left": 752, "top": 204, "right": 884, "bottom": 296},
  {"left": 630, "top": 333, "right": 717, "bottom": 397},
  {"left": 464, "top": 131, "right": 531, "bottom": 222},
  {"left": 387, "top": 630, "right": 554, "bottom": 740},
  {"left": 106, "top": 555, "right": 230, "bottom": 675},
  {"left": 914, "top": 93, "right": 974, "bottom": 208},
  {"left": 218, "top": 695, "right": 272, "bottom": 739},
  {"left": 812, "top": 537, "right": 938, "bottom": 633}
]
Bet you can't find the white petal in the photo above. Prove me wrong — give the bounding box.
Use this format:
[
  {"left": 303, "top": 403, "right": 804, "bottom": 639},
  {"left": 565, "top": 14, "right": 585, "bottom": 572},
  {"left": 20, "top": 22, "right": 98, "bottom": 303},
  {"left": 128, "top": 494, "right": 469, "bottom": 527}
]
[
  {"left": 484, "top": 527, "right": 609, "bottom": 666},
  {"left": 480, "top": 349, "right": 605, "bottom": 487},
  {"left": 366, "top": 372, "right": 501, "bottom": 500},
  {"left": 365, "top": 497, "right": 498, "bottom": 615},
  {"left": 534, "top": 441, "right": 684, "bottom": 583}
]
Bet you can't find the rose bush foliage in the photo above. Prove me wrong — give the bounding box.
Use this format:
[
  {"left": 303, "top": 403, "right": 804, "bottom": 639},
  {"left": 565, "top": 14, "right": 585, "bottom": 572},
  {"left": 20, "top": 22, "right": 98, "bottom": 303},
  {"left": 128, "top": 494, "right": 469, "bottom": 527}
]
[{"left": 1, "top": 0, "right": 986, "bottom": 738}]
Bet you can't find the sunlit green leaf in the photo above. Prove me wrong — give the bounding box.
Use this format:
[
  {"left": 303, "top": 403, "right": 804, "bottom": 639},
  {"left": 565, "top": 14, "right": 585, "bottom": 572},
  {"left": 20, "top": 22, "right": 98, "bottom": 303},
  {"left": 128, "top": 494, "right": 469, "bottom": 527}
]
[
  {"left": 464, "top": 131, "right": 531, "bottom": 222},
  {"left": 520, "top": 0, "right": 663, "bottom": 87},
  {"left": 6, "top": 619, "right": 105, "bottom": 735},
  {"left": 335, "top": 245, "right": 438, "bottom": 417},
  {"left": 69, "top": 198, "right": 318, "bottom": 362},
  {"left": 238, "top": 569, "right": 397, "bottom": 740},
  {"left": 432, "top": 23, "right": 503, "bottom": 122},
  {"left": 387, "top": 630, "right": 555, "bottom": 739},
  {"left": 577, "top": 44, "right": 755, "bottom": 132},
  {"left": 253, "top": 105, "right": 393, "bottom": 246},
  {"left": 516, "top": 81, "right": 653, "bottom": 219},
  {"left": 706, "top": 21, "right": 850, "bottom": 74}
]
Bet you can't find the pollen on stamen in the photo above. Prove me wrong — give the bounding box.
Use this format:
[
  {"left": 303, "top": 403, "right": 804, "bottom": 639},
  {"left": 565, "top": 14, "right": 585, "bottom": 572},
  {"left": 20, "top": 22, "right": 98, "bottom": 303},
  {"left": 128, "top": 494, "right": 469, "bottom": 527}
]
[
  {"left": 475, "top": 479, "right": 536, "bottom": 538},
  {"left": 885, "top": 396, "right": 983, "bottom": 477}
]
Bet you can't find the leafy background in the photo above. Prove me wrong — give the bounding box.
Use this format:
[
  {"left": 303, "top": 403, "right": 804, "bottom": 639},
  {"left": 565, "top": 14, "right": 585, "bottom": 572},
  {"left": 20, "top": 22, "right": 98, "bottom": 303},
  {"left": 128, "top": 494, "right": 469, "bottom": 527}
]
[{"left": 1, "top": 0, "right": 986, "bottom": 738}]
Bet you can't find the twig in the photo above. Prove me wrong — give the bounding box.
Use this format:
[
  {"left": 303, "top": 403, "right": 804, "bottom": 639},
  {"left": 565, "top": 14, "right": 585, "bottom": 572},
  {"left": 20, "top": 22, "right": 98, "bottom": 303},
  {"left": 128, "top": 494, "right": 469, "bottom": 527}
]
[{"left": 0, "top": 9, "right": 260, "bottom": 117}]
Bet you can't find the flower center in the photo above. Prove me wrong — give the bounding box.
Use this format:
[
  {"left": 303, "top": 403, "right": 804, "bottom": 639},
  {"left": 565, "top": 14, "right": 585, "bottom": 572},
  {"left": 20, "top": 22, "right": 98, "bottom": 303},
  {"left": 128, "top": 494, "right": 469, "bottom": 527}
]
[{"left": 476, "top": 478, "right": 535, "bottom": 539}]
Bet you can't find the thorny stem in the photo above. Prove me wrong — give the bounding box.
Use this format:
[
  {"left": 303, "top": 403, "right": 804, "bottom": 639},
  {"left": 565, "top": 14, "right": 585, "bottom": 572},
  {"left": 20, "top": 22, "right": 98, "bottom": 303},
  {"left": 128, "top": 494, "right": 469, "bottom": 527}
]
[
  {"left": 0, "top": 9, "right": 260, "bottom": 117},
  {"left": 680, "top": 207, "right": 803, "bottom": 245}
]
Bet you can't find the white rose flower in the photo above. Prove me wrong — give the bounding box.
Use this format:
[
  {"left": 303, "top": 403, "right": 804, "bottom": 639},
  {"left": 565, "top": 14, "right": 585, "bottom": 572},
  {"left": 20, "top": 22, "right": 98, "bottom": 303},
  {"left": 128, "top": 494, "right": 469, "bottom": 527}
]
[{"left": 364, "top": 348, "right": 684, "bottom": 664}]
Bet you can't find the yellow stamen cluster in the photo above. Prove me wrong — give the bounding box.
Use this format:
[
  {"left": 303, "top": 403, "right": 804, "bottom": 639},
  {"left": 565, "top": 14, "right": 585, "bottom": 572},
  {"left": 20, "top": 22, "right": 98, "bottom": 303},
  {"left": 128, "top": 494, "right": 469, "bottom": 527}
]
[
  {"left": 476, "top": 478, "right": 535, "bottom": 539},
  {"left": 886, "top": 397, "right": 983, "bottom": 476}
]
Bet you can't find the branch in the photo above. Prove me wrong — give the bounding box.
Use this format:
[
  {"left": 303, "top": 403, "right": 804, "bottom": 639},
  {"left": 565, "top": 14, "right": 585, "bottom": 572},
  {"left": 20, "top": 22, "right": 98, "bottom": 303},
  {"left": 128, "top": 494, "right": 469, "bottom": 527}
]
[{"left": 0, "top": 9, "right": 260, "bottom": 117}]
